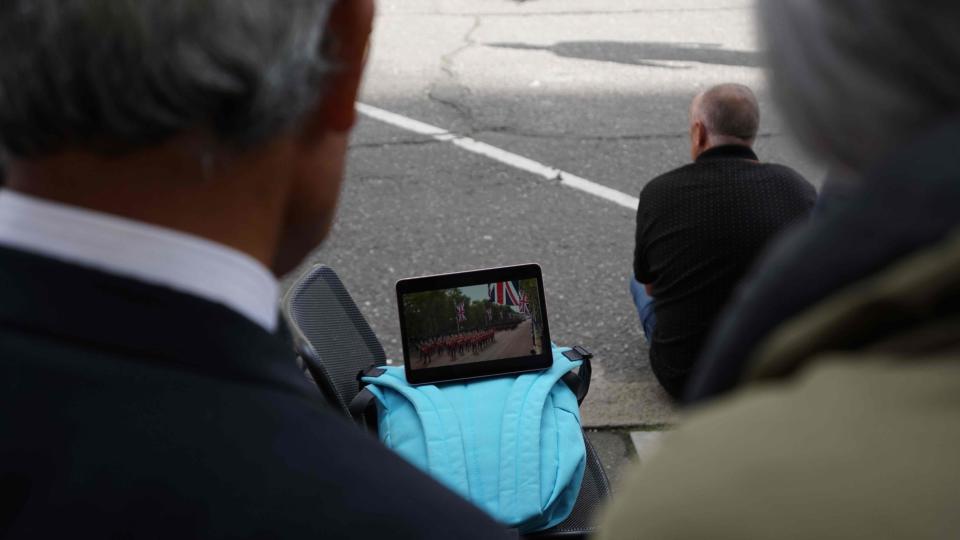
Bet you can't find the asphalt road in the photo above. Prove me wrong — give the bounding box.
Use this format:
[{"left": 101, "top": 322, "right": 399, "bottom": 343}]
[{"left": 289, "top": 0, "right": 824, "bottom": 428}]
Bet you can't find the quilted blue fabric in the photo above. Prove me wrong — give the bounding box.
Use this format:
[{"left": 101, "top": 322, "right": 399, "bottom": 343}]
[{"left": 362, "top": 347, "right": 586, "bottom": 533}]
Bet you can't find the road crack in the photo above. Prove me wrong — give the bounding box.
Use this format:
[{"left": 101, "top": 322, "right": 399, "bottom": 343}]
[
  {"left": 427, "top": 16, "right": 482, "bottom": 128},
  {"left": 350, "top": 139, "right": 441, "bottom": 150},
  {"left": 477, "top": 128, "right": 782, "bottom": 142},
  {"left": 387, "top": 5, "right": 751, "bottom": 18},
  {"left": 479, "top": 127, "right": 687, "bottom": 142}
]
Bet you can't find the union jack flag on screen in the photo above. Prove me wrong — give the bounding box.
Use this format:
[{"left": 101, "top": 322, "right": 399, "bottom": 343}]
[
  {"left": 456, "top": 303, "right": 467, "bottom": 322},
  {"left": 518, "top": 291, "right": 530, "bottom": 315},
  {"left": 488, "top": 281, "right": 521, "bottom": 306}
]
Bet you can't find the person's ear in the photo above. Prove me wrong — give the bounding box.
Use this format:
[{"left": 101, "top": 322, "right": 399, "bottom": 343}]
[
  {"left": 690, "top": 121, "right": 706, "bottom": 160},
  {"left": 306, "top": 0, "right": 375, "bottom": 137},
  {"left": 695, "top": 121, "right": 709, "bottom": 148}
]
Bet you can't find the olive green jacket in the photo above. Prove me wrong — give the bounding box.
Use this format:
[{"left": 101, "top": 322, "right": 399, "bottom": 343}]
[{"left": 598, "top": 229, "right": 960, "bottom": 539}]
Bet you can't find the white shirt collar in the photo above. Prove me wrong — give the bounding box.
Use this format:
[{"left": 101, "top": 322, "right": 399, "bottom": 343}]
[{"left": 0, "top": 189, "right": 279, "bottom": 332}]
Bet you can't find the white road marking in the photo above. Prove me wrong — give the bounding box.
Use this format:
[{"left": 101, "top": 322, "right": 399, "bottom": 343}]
[{"left": 356, "top": 102, "right": 641, "bottom": 211}]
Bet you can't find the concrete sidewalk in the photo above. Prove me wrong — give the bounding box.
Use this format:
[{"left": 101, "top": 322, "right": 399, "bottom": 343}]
[{"left": 585, "top": 428, "right": 668, "bottom": 487}]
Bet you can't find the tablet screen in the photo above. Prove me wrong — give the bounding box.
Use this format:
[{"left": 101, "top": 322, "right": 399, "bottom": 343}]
[{"left": 397, "top": 265, "right": 552, "bottom": 384}]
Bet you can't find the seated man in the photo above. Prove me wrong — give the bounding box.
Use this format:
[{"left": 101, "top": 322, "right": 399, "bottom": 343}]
[
  {"left": 0, "top": 1, "right": 510, "bottom": 538},
  {"left": 631, "top": 84, "right": 816, "bottom": 398}
]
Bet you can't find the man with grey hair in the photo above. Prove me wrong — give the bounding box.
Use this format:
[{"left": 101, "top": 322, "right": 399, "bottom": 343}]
[
  {"left": 631, "top": 83, "right": 815, "bottom": 398},
  {"left": 0, "top": 1, "right": 512, "bottom": 538},
  {"left": 603, "top": 1, "right": 960, "bottom": 538}
]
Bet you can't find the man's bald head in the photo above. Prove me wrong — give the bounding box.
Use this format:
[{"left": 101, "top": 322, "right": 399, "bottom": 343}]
[{"left": 689, "top": 84, "right": 760, "bottom": 160}]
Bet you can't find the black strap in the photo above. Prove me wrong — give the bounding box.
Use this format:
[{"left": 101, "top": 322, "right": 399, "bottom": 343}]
[
  {"left": 561, "top": 346, "right": 593, "bottom": 406},
  {"left": 348, "top": 388, "right": 379, "bottom": 431},
  {"left": 347, "top": 365, "right": 386, "bottom": 431}
]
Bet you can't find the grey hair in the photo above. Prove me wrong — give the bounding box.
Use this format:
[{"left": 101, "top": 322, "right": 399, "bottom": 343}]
[
  {"left": 0, "top": 0, "right": 337, "bottom": 158},
  {"left": 695, "top": 83, "right": 760, "bottom": 141},
  {"left": 759, "top": 0, "right": 960, "bottom": 172}
]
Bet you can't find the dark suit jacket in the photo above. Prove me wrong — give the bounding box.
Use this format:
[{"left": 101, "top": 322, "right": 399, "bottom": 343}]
[{"left": 0, "top": 247, "right": 511, "bottom": 539}]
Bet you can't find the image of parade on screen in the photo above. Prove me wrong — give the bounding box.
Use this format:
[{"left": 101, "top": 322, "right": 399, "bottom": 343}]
[{"left": 401, "top": 279, "right": 545, "bottom": 370}]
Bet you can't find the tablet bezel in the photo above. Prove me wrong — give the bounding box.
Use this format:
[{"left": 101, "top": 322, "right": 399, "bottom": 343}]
[{"left": 396, "top": 264, "right": 552, "bottom": 385}]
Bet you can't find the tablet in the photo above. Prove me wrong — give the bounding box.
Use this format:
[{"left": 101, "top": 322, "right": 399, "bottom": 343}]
[{"left": 397, "top": 264, "right": 552, "bottom": 385}]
